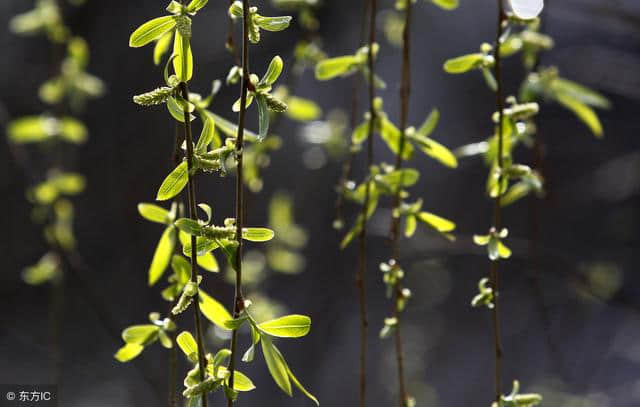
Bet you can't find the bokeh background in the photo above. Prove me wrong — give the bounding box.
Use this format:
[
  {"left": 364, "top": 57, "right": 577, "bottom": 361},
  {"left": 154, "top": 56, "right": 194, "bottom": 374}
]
[{"left": 1, "top": 0, "right": 640, "bottom": 406}]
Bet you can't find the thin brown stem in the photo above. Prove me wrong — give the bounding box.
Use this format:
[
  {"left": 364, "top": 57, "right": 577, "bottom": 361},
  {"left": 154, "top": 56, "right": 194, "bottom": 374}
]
[
  {"left": 335, "top": 0, "right": 370, "bottom": 226},
  {"left": 388, "top": 2, "right": 412, "bottom": 405},
  {"left": 179, "top": 82, "right": 209, "bottom": 407},
  {"left": 490, "top": 0, "right": 506, "bottom": 403},
  {"left": 355, "top": 1, "right": 378, "bottom": 407},
  {"left": 227, "top": 0, "right": 250, "bottom": 405}
]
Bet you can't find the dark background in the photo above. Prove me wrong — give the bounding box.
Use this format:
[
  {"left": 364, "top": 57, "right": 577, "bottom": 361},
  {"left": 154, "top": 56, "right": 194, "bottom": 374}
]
[{"left": 1, "top": 0, "right": 640, "bottom": 406}]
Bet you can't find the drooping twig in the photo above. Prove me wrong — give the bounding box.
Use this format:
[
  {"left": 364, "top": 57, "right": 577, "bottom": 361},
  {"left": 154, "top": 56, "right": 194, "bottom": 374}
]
[
  {"left": 489, "top": 0, "right": 506, "bottom": 402},
  {"left": 387, "top": 1, "right": 412, "bottom": 405},
  {"left": 226, "top": 0, "right": 250, "bottom": 404},
  {"left": 179, "top": 81, "right": 209, "bottom": 407}
]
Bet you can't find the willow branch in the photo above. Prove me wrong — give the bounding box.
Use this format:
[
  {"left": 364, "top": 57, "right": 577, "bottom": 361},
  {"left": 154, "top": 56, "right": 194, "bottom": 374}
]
[
  {"left": 490, "top": 0, "right": 506, "bottom": 403},
  {"left": 226, "top": 0, "right": 250, "bottom": 404}
]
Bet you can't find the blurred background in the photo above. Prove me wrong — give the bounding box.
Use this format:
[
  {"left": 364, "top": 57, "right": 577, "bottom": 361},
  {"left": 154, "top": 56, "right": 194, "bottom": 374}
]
[{"left": 1, "top": 0, "right": 640, "bottom": 406}]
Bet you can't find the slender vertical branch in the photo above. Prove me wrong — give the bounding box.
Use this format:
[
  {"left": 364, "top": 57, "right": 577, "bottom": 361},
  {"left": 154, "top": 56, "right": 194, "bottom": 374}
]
[
  {"left": 335, "top": 0, "right": 369, "bottom": 226},
  {"left": 167, "top": 123, "right": 184, "bottom": 407},
  {"left": 179, "top": 82, "right": 209, "bottom": 407},
  {"left": 490, "top": 0, "right": 506, "bottom": 403},
  {"left": 227, "top": 0, "right": 250, "bottom": 404},
  {"left": 355, "top": 1, "right": 378, "bottom": 407},
  {"left": 387, "top": 2, "right": 412, "bottom": 405}
]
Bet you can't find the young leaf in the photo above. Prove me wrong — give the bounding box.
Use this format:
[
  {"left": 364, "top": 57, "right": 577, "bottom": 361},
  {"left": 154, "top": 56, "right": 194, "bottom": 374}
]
[
  {"left": 380, "top": 119, "right": 413, "bottom": 159},
  {"left": 242, "top": 228, "right": 275, "bottom": 242},
  {"left": 417, "top": 109, "right": 440, "bottom": 138},
  {"left": 261, "top": 337, "right": 292, "bottom": 396},
  {"left": 195, "top": 115, "right": 215, "bottom": 153},
  {"left": 431, "top": 0, "right": 459, "bottom": 10},
  {"left": 555, "top": 93, "right": 603, "bottom": 137},
  {"left": 271, "top": 342, "right": 319, "bottom": 405},
  {"left": 114, "top": 343, "right": 145, "bottom": 362},
  {"left": 173, "top": 30, "right": 193, "bottom": 82},
  {"left": 138, "top": 203, "right": 170, "bottom": 224},
  {"left": 443, "top": 53, "right": 484, "bottom": 74},
  {"left": 225, "top": 370, "right": 256, "bottom": 392},
  {"left": 198, "top": 252, "right": 219, "bottom": 272},
  {"left": 175, "top": 218, "right": 204, "bottom": 236},
  {"left": 157, "top": 161, "right": 189, "bottom": 201},
  {"left": 176, "top": 331, "right": 199, "bottom": 362},
  {"left": 417, "top": 211, "right": 456, "bottom": 233},
  {"left": 153, "top": 31, "right": 173, "bottom": 65},
  {"left": 409, "top": 134, "right": 458, "bottom": 168},
  {"left": 122, "top": 325, "right": 160, "bottom": 345},
  {"left": 199, "top": 290, "right": 233, "bottom": 330},
  {"left": 260, "top": 56, "right": 284, "bottom": 86},
  {"left": 186, "top": 0, "right": 209, "bottom": 13},
  {"left": 256, "top": 94, "right": 270, "bottom": 141},
  {"left": 167, "top": 96, "right": 195, "bottom": 122},
  {"left": 149, "top": 225, "right": 177, "bottom": 286},
  {"left": 258, "top": 315, "right": 311, "bottom": 338},
  {"left": 130, "top": 16, "right": 177, "bottom": 48},
  {"left": 183, "top": 237, "right": 219, "bottom": 257},
  {"left": 315, "top": 56, "right": 358, "bottom": 80}
]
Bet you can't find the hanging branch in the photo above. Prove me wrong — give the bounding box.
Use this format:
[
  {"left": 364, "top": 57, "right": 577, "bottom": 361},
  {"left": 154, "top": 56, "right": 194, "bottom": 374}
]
[
  {"left": 388, "top": 1, "right": 412, "bottom": 405},
  {"left": 226, "top": 0, "right": 250, "bottom": 403},
  {"left": 334, "top": 0, "right": 370, "bottom": 228},
  {"left": 178, "top": 80, "right": 210, "bottom": 407},
  {"left": 489, "top": 0, "right": 506, "bottom": 402}
]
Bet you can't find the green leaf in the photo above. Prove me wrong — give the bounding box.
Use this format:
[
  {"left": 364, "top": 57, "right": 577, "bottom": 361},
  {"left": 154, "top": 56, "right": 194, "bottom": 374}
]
[
  {"left": 255, "top": 15, "right": 293, "bottom": 32},
  {"left": 173, "top": 30, "right": 193, "bottom": 82},
  {"left": 209, "top": 112, "right": 259, "bottom": 141},
  {"left": 261, "top": 337, "right": 292, "bottom": 396},
  {"left": 167, "top": 96, "right": 194, "bottom": 122},
  {"left": 552, "top": 78, "right": 611, "bottom": 109},
  {"left": 157, "top": 161, "right": 189, "bottom": 201},
  {"left": 59, "top": 118, "right": 88, "bottom": 143},
  {"left": 258, "top": 315, "right": 311, "bottom": 338},
  {"left": 260, "top": 56, "right": 284, "bottom": 86},
  {"left": 122, "top": 325, "right": 160, "bottom": 345},
  {"left": 315, "top": 56, "right": 358, "bottom": 80},
  {"left": 7, "top": 116, "right": 54, "bottom": 144},
  {"left": 269, "top": 341, "right": 319, "bottom": 405},
  {"left": 171, "top": 254, "right": 192, "bottom": 282},
  {"left": 138, "top": 203, "right": 171, "bottom": 224},
  {"left": 242, "top": 228, "right": 275, "bottom": 242},
  {"left": 130, "top": 16, "right": 177, "bottom": 48},
  {"left": 114, "top": 343, "right": 144, "bottom": 362},
  {"left": 199, "top": 290, "right": 233, "bottom": 330},
  {"left": 149, "top": 225, "right": 177, "bottom": 286},
  {"left": 555, "top": 93, "right": 603, "bottom": 137},
  {"left": 417, "top": 211, "right": 456, "bottom": 233},
  {"left": 175, "top": 218, "right": 204, "bottom": 236},
  {"left": 380, "top": 119, "right": 413, "bottom": 160},
  {"left": 416, "top": 109, "right": 440, "bottom": 138},
  {"left": 351, "top": 121, "right": 369, "bottom": 145},
  {"left": 186, "top": 0, "right": 209, "bottom": 13},
  {"left": 443, "top": 53, "right": 484, "bottom": 74},
  {"left": 226, "top": 370, "right": 256, "bottom": 392},
  {"left": 256, "top": 94, "right": 270, "bottom": 141},
  {"left": 242, "top": 325, "right": 261, "bottom": 362},
  {"left": 431, "top": 0, "right": 459, "bottom": 10},
  {"left": 153, "top": 31, "right": 174, "bottom": 65},
  {"left": 286, "top": 97, "right": 322, "bottom": 122},
  {"left": 405, "top": 215, "right": 417, "bottom": 238},
  {"left": 379, "top": 168, "right": 420, "bottom": 189},
  {"left": 409, "top": 134, "right": 458, "bottom": 168},
  {"left": 176, "top": 331, "right": 199, "bottom": 362},
  {"left": 198, "top": 253, "right": 220, "bottom": 273},
  {"left": 183, "top": 237, "right": 219, "bottom": 257},
  {"left": 196, "top": 115, "right": 215, "bottom": 153}
]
